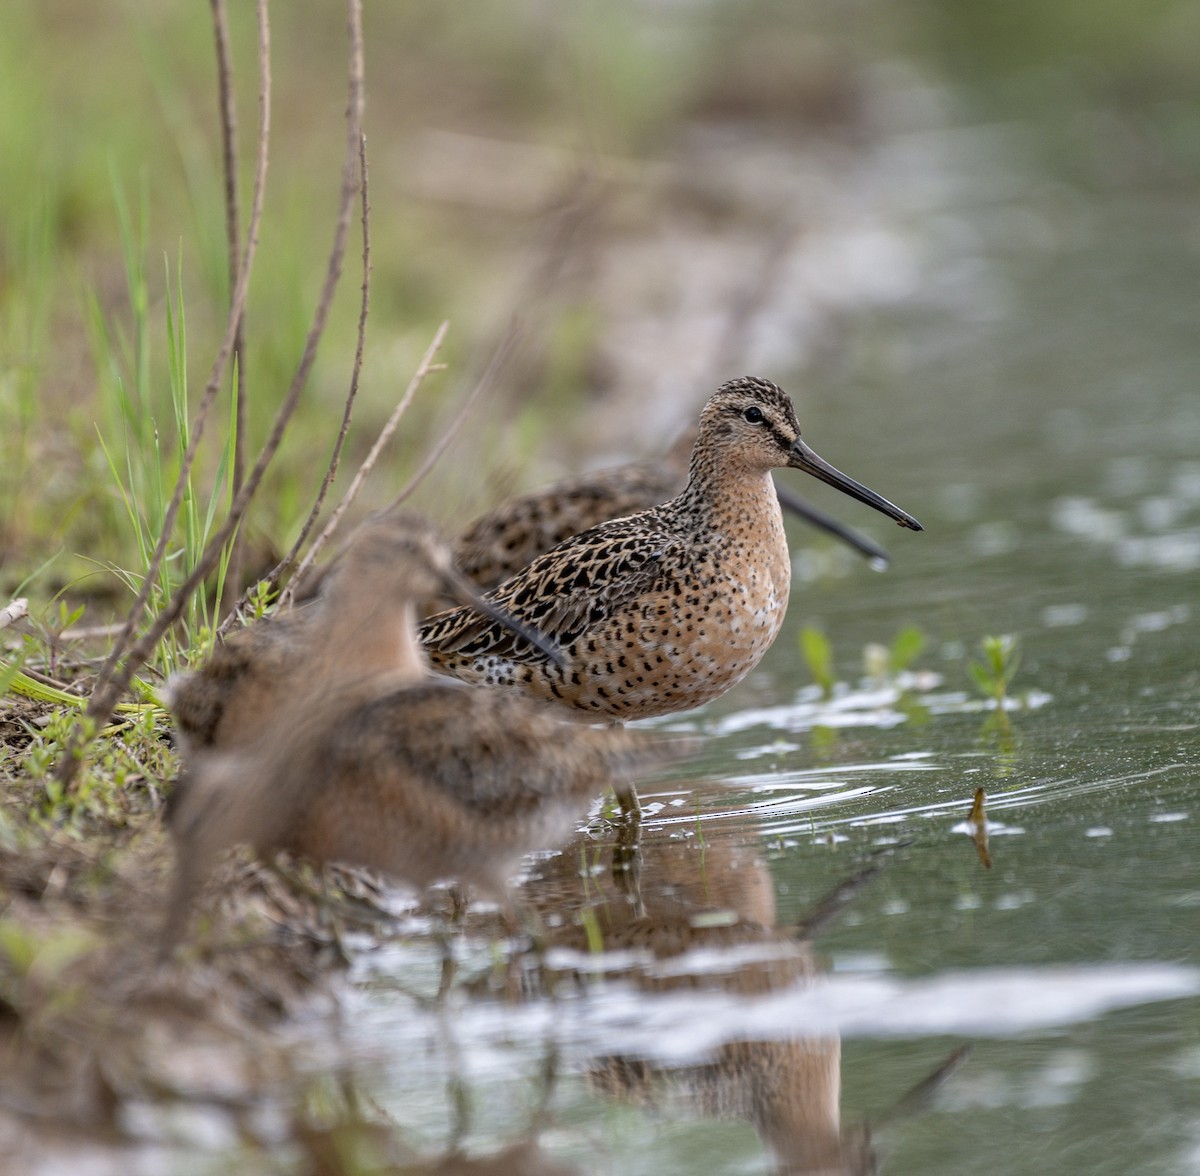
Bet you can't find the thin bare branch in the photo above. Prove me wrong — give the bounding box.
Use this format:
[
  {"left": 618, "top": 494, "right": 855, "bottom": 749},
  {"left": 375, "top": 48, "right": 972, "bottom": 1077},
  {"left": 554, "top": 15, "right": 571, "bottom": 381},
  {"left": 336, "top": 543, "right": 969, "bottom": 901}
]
[
  {"left": 280, "top": 320, "right": 449, "bottom": 608},
  {"left": 270, "top": 130, "right": 374, "bottom": 593},
  {"left": 211, "top": 0, "right": 241, "bottom": 294},
  {"left": 387, "top": 317, "right": 521, "bottom": 511},
  {"left": 235, "top": 0, "right": 363, "bottom": 530},
  {"left": 210, "top": 0, "right": 250, "bottom": 611},
  {"left": 88, "top": 0, "right": 272, "bottom": 707},
  {"left": 57, "top": 0, "right": 367, "bottom": 786},
  {"left": 58, "top": 623, "right": 127, "bottom": 644}
]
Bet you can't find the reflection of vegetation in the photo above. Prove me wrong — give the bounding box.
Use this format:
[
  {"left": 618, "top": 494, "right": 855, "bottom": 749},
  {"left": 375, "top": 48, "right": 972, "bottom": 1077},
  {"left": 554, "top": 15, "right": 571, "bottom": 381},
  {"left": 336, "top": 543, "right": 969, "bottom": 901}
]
[
  {"left": 809, "top": 724, "right": 839, "bottom": 762},
  {"left": 871, "top": 626, "right": 932, "bottom": 728},
  {"left": 801, "top": 625, "right": 934, "bottom": 733},
  {"left": 862, "top": 625, "right": 930, "bottom": 725},
  {"left": 799, "top": 626, "right": 835, "bottom": 700},
  {"left": 896, "top": 691, "right": 932, "bottom": 729}
]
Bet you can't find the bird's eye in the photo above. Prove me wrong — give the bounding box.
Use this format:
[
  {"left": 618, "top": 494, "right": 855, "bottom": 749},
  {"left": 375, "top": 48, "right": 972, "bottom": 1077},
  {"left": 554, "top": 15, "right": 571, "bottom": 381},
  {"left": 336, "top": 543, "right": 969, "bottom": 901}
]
[{"left": 743, "top": 406, "right": 764, "bottom": 424}]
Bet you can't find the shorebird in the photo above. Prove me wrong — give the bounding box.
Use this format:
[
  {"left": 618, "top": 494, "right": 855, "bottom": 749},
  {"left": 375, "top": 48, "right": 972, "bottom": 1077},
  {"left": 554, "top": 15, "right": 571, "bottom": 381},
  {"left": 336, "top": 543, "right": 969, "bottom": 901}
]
[
  {"left": 163, "top": 678, "right": 655, "bottom": 951},
  {"left": 166, "top": 510, "right": 562, "bottom": 758},
  {"left": 419, "top": 376, "right": 921, "bottom": 721},
  {"left": 453, "top": 426, "right": 890, "bottom": 592},
  {"left": 162, "top": 513, "right": 660, "bottom": 950}
]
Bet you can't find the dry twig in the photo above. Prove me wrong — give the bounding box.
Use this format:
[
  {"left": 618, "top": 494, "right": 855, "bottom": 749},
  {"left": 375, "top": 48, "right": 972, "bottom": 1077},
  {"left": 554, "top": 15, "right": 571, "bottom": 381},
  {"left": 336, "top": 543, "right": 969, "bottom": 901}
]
[
  {"left": 281, "top": 320, "right": 450, "bottom": 608},
  {"left": 210, "top": 0, "right": 250, "bottom": 609},
  {"left": 0, "top": 598, "right": 29, "bottom": 632},
  {"left": 388, "top": 318, "right": 520, "bottom": 511},
  {"left": 268, "top": 131, "right": 375, "bottom": 599}
]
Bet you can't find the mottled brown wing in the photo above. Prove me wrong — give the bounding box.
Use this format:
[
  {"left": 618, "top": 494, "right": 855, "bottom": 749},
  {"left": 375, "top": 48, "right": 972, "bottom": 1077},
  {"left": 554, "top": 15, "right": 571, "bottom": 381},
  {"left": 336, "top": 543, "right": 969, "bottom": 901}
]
[
  {"left": 452, "top": 461, "right": 675, "bottom": 588},
  {"left": 421, "top": 512, "right": 681, "bottom": 662},
  {"left": 326, "top": 684, "right": 554, "bottom": 814}
]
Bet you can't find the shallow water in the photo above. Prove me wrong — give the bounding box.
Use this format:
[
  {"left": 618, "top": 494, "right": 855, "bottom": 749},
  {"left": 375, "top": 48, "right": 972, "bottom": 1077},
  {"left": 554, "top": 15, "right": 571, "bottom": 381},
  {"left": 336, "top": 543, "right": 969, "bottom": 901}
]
[{"left": 339, "top": 98, "right": 1200, "bottom": 1174}]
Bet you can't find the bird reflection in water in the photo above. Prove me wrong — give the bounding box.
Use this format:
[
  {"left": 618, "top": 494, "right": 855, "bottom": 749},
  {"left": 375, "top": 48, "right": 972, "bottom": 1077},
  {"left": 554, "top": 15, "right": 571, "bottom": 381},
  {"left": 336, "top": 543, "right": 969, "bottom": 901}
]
[{"left": 512, "top": 806, "right": 968, "bottom": 1176}]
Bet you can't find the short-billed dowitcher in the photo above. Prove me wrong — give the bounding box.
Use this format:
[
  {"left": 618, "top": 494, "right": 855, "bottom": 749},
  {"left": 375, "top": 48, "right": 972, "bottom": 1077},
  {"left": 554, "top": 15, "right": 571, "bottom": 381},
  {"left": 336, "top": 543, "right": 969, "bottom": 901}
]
[
  {"left": 166, "top": 510, "right": 562, "bottom": 757},
  {"left": 163, "top": 678, "right": 655, "bottom": 949},
  {"left": 162, "top": 513, "right": 657, "bottom": 949},
  {"left": 453, "top": 425, "right": 888, "bottom": 591},
  {"left": 419, "top": 376, "right": 921, "bottom": 720}
]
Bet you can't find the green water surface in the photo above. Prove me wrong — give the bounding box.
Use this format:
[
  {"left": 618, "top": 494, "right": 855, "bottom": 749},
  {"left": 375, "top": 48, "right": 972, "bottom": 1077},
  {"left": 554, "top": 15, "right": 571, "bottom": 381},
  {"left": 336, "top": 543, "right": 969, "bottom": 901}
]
[{"left": 348, "top": 55, "right": 1200, "bottom": 1176}]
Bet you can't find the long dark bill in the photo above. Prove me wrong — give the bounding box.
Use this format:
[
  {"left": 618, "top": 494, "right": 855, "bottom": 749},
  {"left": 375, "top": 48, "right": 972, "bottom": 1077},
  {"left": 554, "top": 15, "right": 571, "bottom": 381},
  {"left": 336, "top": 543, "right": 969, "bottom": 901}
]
[
  {"left": 788, "top": 437, "right": 923, "bottom": 532},
  {"left": 441, "top": 567, "right": 570, "bottom": 668},
  {"left": 773, "top": 479, "right": 891, "bottom": 566}
]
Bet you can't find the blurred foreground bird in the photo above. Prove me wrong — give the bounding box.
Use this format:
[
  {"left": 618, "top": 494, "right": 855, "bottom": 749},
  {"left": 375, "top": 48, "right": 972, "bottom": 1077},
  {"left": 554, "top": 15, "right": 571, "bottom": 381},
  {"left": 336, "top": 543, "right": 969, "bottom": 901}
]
[
  {"left": 162, "top": 678, "right": 656, "bottom": 952},
  {"left": 420, "top": 376, "right": 922, "bottom": 722},
  {"left": 453, "top": 424, "right": 891, "bottom": 592},
  {"left": 166, "top": 511, "right": 561, "bottom": 757},
  {"left": 161, "top": 512, "right": 663, "bottom": 952}
]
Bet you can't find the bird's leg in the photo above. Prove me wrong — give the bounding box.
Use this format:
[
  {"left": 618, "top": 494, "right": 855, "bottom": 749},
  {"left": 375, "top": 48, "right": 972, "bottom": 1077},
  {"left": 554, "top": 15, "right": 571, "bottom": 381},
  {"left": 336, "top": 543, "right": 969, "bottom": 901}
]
[
  {"left": 434, "top": 928, "right": 458, "bottom": 1003},
  {"left": 447, "top": 882, "right": 470, "bottom": 926},
  {"left": 614, "top": 777, "right": 642, "bottom": 823},
  {"left": 609, "top": 717, "right": 644, "bottom": 894},
  {"left": 495, "top": 894, "right": 562, "bottom": 1003},
  {"left": 158, "top": 847, "right": 205, "bottom": 963},
  {"left": 317, "top": 863, "right": 353, "bottom": 966},
  {"left": 611, "top": 827, "right": 646, "bottom": 919},
  {"left": 610, "top": 715, "right": 644, "bottom": 824},
  {"left": 611, "top": 785, "right": 644, "bottom": 921}
]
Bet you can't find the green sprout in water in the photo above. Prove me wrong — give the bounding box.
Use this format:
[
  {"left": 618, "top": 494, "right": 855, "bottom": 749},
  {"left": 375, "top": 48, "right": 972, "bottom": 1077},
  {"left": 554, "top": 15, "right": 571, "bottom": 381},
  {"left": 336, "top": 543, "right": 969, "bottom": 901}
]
[
  {"left": 860, "top": 626, "right": 931, "bottom": 727},
  {"left": 970, "top": 634, "right": 1020, "bottom": 710},
  {"left": 971, "top": 634, "right": 1022, "bottom": 752},
  {"left": 889, "top": 625, "right": 926, "bottom": 676},
  {"left": 863, "top": 624, "right": 926, "bottom": 684},
  {"left": 799, "top": 626, "right": 835, "bottom": 701}
]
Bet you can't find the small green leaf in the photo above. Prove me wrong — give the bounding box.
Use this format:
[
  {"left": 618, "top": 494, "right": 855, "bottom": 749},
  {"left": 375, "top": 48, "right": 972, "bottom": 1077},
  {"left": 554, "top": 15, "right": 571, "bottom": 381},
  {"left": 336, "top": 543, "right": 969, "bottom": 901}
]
[
  {"left": 969, "top": 661, "right": 995, "bottom": 695},
  {"left": 889, "top": 625, "right": 925, "bottom": 673}
]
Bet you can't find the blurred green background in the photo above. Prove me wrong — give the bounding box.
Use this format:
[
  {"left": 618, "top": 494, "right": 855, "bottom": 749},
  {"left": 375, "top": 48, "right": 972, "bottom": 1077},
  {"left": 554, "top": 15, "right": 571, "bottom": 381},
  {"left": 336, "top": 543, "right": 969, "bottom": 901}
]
[{"left": 1, "top": 0, "right": 1197, "bottom": 605}]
